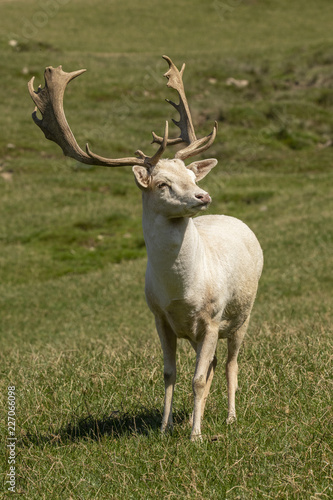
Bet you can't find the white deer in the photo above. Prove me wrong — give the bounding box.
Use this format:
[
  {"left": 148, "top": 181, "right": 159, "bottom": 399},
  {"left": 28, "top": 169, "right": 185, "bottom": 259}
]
[{"left": 28, "top": 56, "right": 263, "bottom": 441}]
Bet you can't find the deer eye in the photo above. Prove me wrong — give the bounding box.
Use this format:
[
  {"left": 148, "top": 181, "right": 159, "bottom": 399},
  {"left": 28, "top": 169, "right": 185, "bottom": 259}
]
[{"left": 157, "top": 182, "right": 168, "bottom": 189}]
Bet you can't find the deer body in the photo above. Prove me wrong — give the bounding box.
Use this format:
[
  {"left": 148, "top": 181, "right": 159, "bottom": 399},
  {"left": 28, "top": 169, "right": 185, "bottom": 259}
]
[
  {"left": 144, "top": 213, "right": 262, "bottom": 342},
  {"left": 29, "top": 55, "right": 263, "bottom": 441}
]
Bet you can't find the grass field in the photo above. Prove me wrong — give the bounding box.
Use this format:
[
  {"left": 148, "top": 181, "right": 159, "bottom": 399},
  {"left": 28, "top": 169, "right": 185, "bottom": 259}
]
[{"left": 0, "top": 0, "right": 332, "bottom": 498}]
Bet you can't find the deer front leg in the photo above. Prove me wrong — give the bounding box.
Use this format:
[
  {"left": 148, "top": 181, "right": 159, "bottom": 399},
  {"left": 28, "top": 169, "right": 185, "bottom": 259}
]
[
  {"left": 191, "top": 330, "right": 218, "bottom": 441},
  {"left": 189, "top": 341, "right": 217, "bottom": 427},
  {"left": 155, "top": 316, "right": 177, "bottom": 433},
  {"left": 226, "top": 317, "right": 249, "bottom": 424}
]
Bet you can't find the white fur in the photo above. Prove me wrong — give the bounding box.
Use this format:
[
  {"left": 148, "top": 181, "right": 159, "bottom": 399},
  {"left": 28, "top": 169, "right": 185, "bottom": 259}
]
[{"left": 133, "top": 158, "right": 263, "bottom": 441}]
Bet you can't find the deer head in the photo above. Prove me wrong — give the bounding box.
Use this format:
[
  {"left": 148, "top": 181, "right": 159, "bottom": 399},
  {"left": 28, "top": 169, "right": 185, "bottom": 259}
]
[{"left": 28, "top": 55, "right": 218, "bottom": 216}]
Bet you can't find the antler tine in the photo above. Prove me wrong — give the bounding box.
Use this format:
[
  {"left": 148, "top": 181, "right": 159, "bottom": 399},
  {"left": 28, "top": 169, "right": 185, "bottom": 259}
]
[
  {"left": 28, "top": 66, "right": 159, "bottom": 168},
  {"left": 175, "top": 121, "right": 218, "bottom": 161},
  {"left": 136, "top": 121, "right": 169, "bottom": 168},
  {"left": 152, "top": 55, "right": 217, "bottom": 161}
]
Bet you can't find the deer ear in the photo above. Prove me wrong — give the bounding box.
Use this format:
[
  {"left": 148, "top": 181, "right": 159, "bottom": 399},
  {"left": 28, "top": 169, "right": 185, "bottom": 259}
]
[
  {"left": 132, "top": 165, "right": 150, "bottom": 190},
  {"left": 187, "top": 158, "right": 218, "bottom": 181}
]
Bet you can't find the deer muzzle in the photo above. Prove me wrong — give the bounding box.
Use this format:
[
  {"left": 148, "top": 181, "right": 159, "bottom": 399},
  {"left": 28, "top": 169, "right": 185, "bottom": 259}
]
[{"left": 195, "top": 192, "right": 212, "bottom": 205}]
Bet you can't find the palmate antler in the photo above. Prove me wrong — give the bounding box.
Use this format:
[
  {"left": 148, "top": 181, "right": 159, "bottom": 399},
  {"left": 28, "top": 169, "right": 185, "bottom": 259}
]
[
  {"left": 28, "top": 66, "right": 169, "bottom": 168},
  {"left": 28, "top": 56, "right": 217, "bottom": 169},
  {"left": 152, "top": 55, "right": 218, "bottom": 161}
]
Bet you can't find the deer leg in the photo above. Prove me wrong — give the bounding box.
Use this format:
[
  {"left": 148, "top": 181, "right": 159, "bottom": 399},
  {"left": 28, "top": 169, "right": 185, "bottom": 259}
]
[
  {"left": 191, "top": 330, "right": 218, "bottom": 441},
  {"left": 155, "top": 316, "right": 177, "bottom": 433},
  {"left": 226, "top": 317, "right": 249, "bottom": 424},
  {"left": 202, "top": 353, "right": 217, "bottom": 417},
  {"left": 189, "top": 341, "right": 217, "bottom": 427}
]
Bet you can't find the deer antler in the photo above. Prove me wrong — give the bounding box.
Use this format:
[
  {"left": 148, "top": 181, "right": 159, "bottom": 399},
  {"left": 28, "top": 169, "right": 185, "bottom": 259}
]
[
  {"left": 152, "top": 55, "right": 218, "bottom": 161},
  {"left": 28, "top": 66, "right": 168, "bottom": 168}
]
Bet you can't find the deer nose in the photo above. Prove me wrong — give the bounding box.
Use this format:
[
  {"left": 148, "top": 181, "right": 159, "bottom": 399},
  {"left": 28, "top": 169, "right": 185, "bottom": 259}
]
[{"left": 195, "top": 192, "right": 212, "bottom": 204}]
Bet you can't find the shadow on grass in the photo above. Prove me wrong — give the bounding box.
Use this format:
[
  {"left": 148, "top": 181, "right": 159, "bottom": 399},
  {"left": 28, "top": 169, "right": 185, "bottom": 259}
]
[{"left": 22, "top": 409, "right": 190, "bottom": 446}]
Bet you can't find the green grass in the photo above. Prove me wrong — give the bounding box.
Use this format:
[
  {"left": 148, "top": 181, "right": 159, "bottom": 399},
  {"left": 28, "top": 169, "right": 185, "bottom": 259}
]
[{"left": 0, "top": 0, "right": 332, "bottom": 498}]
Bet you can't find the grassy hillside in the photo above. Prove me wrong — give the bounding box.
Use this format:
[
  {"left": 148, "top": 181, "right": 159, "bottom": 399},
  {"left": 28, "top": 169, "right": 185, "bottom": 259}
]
[{"left": 0, "top": 1, "right": 332, "bottom": 498}]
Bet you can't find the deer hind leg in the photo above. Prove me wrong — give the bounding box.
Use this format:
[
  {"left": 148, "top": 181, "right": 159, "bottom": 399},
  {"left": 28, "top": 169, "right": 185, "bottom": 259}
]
[
  {"left": 226, "top": 317, "right": 250, "bottom": 424},
  {"left": 155, "top": 316, "right": 177, "bottom": 433},
  {"left": 189, "top": 341, "right": 217, "bottom": 427},
  {"left": 191, "top": 330, "right": 218, "bottom": 441}
]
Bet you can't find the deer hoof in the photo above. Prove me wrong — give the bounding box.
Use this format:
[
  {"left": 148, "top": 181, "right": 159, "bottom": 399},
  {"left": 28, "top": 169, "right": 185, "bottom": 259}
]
[
  {"left": 161, "top": 423, "right": 173, "bottom": 435},
  {"left": 190, "top": 432, "right": 203, "bottom": 442}
]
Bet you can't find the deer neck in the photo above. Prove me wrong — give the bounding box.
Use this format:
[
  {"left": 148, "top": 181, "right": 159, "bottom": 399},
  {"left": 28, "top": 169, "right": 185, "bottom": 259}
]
[{"left": 142, "top": 202, "right": 203, "bottom": 296}]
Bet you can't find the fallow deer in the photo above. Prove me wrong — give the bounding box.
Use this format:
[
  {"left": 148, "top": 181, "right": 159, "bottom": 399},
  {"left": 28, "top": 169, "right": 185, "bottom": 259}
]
[{"left": 28, "top": 56, "right": 263, "bottom": 441}]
